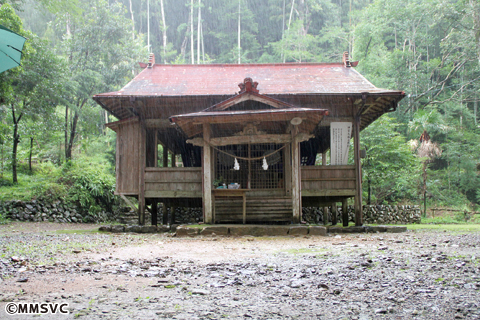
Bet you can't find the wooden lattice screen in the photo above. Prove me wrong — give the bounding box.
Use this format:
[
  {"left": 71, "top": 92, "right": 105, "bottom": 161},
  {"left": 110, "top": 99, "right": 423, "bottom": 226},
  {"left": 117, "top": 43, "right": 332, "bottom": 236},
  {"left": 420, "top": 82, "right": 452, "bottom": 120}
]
[{"left": 215, "top": 143, "right": 284, "bottom": 189}]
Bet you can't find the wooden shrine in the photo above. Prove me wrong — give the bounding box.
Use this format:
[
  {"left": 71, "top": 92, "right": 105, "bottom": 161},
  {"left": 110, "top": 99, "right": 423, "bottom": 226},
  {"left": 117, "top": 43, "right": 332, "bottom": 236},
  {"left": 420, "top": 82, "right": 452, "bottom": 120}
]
[{"left": 93, "top": 53, "right": 405, "bottom": 226}]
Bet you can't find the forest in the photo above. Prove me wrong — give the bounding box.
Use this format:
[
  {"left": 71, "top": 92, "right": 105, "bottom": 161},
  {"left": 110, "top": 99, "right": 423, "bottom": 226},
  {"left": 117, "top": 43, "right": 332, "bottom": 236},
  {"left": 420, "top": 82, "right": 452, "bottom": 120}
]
[{"left": 0, "top": 0, "right": 479, "bottom": 222}]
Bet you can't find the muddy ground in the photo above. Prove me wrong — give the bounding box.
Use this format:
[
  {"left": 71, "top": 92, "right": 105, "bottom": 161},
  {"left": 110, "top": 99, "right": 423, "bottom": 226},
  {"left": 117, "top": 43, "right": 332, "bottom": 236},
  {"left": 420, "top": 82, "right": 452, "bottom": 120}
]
[{"left": 0, "top": 222, "right": 479, "bottom": 319}]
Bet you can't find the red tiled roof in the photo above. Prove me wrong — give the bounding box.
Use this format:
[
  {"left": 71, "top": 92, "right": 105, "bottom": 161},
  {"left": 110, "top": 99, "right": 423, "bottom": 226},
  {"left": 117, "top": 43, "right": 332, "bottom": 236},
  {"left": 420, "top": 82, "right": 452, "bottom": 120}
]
[{"left": 94, "top": 63, "right": 402, "bottom": 97}]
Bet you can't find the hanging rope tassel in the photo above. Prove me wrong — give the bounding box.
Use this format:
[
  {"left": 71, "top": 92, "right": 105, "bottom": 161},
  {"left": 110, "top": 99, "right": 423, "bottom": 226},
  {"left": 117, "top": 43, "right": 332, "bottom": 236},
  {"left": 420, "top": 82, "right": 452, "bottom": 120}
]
[
  {"left": 262, "top": 156, "right": 268, "bottom": 170},
  {"left": 234, "top": 158, "right": 240, "bottom": 170}
]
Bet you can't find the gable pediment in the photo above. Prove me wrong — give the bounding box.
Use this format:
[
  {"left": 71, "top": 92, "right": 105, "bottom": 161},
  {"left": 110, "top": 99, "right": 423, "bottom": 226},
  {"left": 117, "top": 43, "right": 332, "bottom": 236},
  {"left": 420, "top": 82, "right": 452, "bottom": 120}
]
[{"left": 206, "top": 78, "right": 298, "bottom": 112}]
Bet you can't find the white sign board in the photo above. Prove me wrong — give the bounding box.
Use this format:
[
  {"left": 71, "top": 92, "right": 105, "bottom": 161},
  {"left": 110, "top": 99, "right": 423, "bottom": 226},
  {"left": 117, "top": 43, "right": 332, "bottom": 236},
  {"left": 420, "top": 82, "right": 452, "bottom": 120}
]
[{"left": 330, "top": 122, "right": 352, "bottom": 165}]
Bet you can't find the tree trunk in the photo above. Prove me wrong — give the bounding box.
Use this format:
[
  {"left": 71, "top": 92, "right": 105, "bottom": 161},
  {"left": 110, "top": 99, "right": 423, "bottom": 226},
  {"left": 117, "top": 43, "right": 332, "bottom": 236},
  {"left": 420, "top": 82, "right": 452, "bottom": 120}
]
[
  {"left": 160, "top": 0, "right": 167, "bottom": 63},
  {"left": 190, "top": 0, "right": 194, "bottom": 64},
  {"left": 65, "top": 106, "right": 68, "bottom": 158},
  {"left": 238, "top": 0, "right": 241, "bottom": 64},
  {"left": 197, "top": 0, "right": 201, "bottom": 64},
  {"left": 474, "top": 97, "right": 477, "bottom": 126},
  {"left": 147, "top": 0, "right": 150, "bottom": 52},
  {"left": 128, "top": 0, "right": 135, "bottom": 40},
  {"left": 11, "top": 105, "right": 22, "bottom": 184},
  {"left": 29, "top": 137, "right": 33, "bottom": 172},
  {"left": 66, "top": 110, "right": 79, "bottom": 161},
  {"left": 12, "top": 124, "right": 18, "bottom": 183},
  {"left": 281, "top": 0, "right": 286, "bottom": 62},
  {"left": 422, "top": 161, "right": 427, "bottom": 217}
]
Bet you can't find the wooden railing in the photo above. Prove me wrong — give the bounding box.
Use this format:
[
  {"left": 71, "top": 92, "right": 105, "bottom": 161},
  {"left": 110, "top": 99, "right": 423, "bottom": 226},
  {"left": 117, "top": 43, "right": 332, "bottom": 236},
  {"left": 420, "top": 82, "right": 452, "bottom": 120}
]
[
  {"left": 301, "top": 165, "right": 356, "bottom": 197},
  {"left": 144, "top": 167, "right": 202, "bottom": 198}
]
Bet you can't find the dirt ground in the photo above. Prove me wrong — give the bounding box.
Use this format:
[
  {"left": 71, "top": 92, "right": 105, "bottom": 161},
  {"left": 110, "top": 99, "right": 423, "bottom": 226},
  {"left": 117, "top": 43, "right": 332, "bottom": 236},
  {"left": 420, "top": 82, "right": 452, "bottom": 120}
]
[{"left": 1, "top": 222, "right": 479, "bottom": 319}]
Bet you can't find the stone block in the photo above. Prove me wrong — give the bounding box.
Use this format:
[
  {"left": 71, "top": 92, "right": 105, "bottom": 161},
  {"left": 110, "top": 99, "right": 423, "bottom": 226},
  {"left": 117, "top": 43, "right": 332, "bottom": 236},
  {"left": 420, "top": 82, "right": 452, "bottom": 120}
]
[
  {"left": 308, "top": 226, "right": 327, "bottom": 236},
  {"left": 289, "top": 226, "right": 308, "bottom": 236},
  {"left": 365, "top": 225, "right": 387, "bottom": 233},
  {"left": 340, "top": 226, "right": 366, "bottom": 233},
  {"left": 157, "top": 225, "right": 170, "bottom": 233},
  {"left": 98, "top": 225, "right": 112, "bottom": 232},
  {"left": 111, "top": 225, "right": 125, "bottom": 233},
  {"left": 125, "top": 225, "right": 142, "bottom": 233},
  {"left": 140, "top": 226, "right": 158, "bottom": 233},
  {"left": 385, "top": 226, "right": 407, "bottom": 233},
  {"left": 175, "top": 226, "right": 199, "bottom": 237},
  {"left": 200, "top": 226, "right": 229, "bottom": 236},
  {"left": 327, "top": 226, "right": 345, "bottom": 234}
]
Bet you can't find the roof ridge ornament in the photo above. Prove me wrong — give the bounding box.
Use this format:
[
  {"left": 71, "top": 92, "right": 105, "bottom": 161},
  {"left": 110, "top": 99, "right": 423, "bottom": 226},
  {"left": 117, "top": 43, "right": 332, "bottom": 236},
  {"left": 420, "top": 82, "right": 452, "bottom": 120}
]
[
  {"left": 238, "top": 77, "right": 259, "bottom": 94},
  {"left": 343, "top": 51, "right": 351, "bottom": 68},
  {"left": 147, "top": 53, "right": 155, "bottom": 68}
]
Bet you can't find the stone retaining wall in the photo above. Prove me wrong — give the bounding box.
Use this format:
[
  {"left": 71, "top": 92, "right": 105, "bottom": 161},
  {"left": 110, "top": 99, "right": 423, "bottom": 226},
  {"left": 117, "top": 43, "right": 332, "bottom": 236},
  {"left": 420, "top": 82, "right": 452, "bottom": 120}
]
[
  {"left": 119, "top": 204, "right": 421, "bottom": 225},
  {"left": 0, "top": 200, "right": 121, "bottom": 223},
  {"left": 1, "top": 199, "right": 421, "bottom": 225},
  {"left": 302, "top": 205, "right": 422, "bottom": 225}
]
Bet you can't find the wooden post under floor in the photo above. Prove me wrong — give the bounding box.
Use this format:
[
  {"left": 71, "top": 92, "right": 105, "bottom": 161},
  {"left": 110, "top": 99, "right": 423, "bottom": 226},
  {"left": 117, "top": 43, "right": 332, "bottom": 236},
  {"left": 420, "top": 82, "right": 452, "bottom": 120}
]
[
  {"left": 354, "top": 115, "right": 363, "bottom": 226},
  {"left": 342, "top": 198, "right": 349, "bottom": 227},
  {"left": 170, "top": 205, "right": 176, "bottom": 225},
  {"left": 331, "top": 202, "right": 338, "bottom": 225},
  {"left": 323, "top": 206, "right": 329, "bottom": 225},
  {"left": 203, "top": 124, "right": 213, "bottom": 224},
  {"left": 162, "top": 203, "right": 168, "bottom": 225},
  {"left": 163, "top": 145, "right": 168, "bottom": 167},
  {"left": 151, "top": 200, "right": 158, "bottom": 226}
]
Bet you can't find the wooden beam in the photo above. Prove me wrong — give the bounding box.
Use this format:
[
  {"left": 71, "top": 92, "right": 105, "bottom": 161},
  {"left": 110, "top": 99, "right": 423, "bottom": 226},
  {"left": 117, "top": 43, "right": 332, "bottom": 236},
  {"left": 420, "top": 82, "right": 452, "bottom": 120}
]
[
  {"left": 145, "top": 119, "right": 173, "bottom": 128},
  {"left": 144, "top": 190, "right": 202, "bottom": 198},
  {"left": 301, "top": 189, "right": 356, "bottom": 197},
  {"left": 203, "top": 123, "right": 213, "bottom": 224},
  {"left": 120, "top": 194, "right": 137, "bottom": 212},
  {"left": 209, "top": 134, "right": 292, "bottom": 146},
  {"left": 354, "top": 114, "right": 363, "bottom": 226}
]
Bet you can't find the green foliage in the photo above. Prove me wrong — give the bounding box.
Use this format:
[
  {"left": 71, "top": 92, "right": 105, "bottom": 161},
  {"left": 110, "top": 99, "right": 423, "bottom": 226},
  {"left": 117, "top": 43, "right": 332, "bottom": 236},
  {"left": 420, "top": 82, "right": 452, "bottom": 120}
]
[
  {"left": 58, "top": 158, "right": 116, "bottom": 219},
  {"left": 361, "top": 116, "right": 419, "bottom": 204}
]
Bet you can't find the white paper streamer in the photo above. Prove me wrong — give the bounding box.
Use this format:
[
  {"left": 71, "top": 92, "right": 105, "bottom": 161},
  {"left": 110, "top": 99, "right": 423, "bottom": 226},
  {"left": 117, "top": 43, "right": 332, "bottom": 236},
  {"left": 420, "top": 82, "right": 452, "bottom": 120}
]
[{"left": 262, "top": 157, "right": 268, "bottom": 170}]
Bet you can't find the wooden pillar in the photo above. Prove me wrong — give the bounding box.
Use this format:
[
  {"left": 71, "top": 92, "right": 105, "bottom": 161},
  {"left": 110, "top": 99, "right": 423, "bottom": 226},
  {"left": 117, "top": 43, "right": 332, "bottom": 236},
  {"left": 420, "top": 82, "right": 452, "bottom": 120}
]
[
  {"left": 323, "top": 206, "right": 329, "bottom": 225},
  {"left": 342, "top": 198, "right": 349, "bottom": 227},
  {"left": 354, "top": 115, "right": 363, "bottom": 226},
  {"left": 284, "top": 145, "right": 292, "bottom": 196},
  {"left": 322, "top": 152, "right": 328, "bottom": 225},
  {"left": 162, "top": 203, "right": 168, "bottom": 225},
  {"left": 151, "top": 200, "right": 158, "bottom": 226},
  {"left": 331, "top": 202, "right": 338, "bottom": 225},
  {"left": 171, "top": 152, "right": 176, "bottom": 167},
  {"left": 163, "top": 144, "right": 168, "bottom": 167},
  {"left": 203, "top": 124, "right": 213, "bottom": 224},
  {"left": 138, "top": 124, "right": 146, "bottom": 225},
  {"left": 291, "top": 127, "right": 301, "bottom": 224},
  {"left": 170, "top": 205, "right": 176, "bottom": 225}
]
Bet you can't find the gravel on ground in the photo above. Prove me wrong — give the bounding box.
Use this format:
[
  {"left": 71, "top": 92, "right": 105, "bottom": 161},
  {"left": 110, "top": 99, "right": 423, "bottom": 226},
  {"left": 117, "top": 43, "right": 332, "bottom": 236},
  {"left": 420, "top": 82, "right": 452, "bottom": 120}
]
[{"left": 0, "top": 222, "right": 479, "bottom": 319}]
